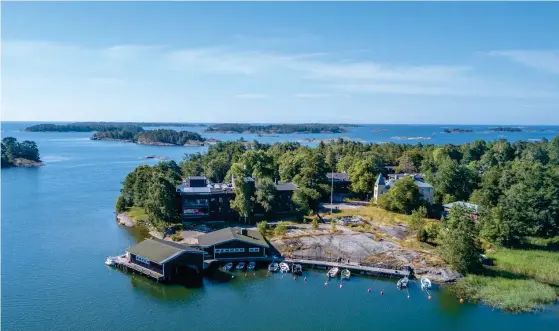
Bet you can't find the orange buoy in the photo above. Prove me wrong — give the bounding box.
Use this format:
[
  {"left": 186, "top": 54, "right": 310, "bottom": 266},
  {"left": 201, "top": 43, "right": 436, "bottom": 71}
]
[
  {"left": 428, "top": 296, "right": 432, "bottom": 300},
  {"left": 460, "top": 298, "right": 464, "bottom": 304}
]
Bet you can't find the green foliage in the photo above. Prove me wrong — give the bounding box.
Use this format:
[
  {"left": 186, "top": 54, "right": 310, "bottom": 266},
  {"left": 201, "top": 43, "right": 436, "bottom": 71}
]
[
  {"left": 135, "top": 129, "right": 205, "bottom": 145},
  {"left": 257, "top": 221, "right": 268, "bottom": 236},
  {"left": 115, "top": 194, "right": 126, "bottom": 213},
  {"left": 274, "top": 222, "right": 288, "bottom": 238},
  {"left": 255, "top": 178, "right": 277, "bottom": 216},
  {"left": 229, "top": 162, "right": 255, "bottom": 222},
  {"left": 348, "top": 159, "right": 377, "bottom": 197},
  {"left": 312, "top": 218, "right": 319, "bottom": 230},
  {"left": 1, "top": 137, "right": 41, "bottom": 167},
  {"left": 487, "top": 248, "right": 559, "bottom": 285},
  {"left": 377, "top": 177, "right": 423, "bottom": 214},
  {"left": 417, "top": 221, "right": 442, "bottom": 244},
  {"left": 408, "top": 206, "right": 427, "bottom": 232},
  {"left": 330, "top": 220, "right": 337, "bottom": 233},
  {"left": 440, "top": 205, "right": 483, "bottom": 274},
  {"left": 205, "top": 123, "right": 351, "bottom": 134},
  {"left": 170, "top": 233, "right": 183, "bottom": 242},
  {"left": 145, "top": 172, "right": 180, "bottom": 228}
]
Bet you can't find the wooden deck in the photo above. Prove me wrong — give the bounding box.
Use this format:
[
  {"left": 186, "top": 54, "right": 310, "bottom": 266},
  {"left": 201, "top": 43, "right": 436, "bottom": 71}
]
[
  {"left": 112, "top": 255, "right": 164, "bottom": 281},
  {"left": 283, "top": 258, "right": 410, "bottom": 278}
]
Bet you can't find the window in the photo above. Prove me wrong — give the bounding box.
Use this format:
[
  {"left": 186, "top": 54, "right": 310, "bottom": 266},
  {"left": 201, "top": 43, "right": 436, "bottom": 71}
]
[
  {"left": 135, "top": 256, "right": 150, "bottom": 264},
  {"left": 215, "top": 248, "right": 245, "bottom": 254},
  {"left": 249, "top": 248, "right": 260, "bottom": 253}
]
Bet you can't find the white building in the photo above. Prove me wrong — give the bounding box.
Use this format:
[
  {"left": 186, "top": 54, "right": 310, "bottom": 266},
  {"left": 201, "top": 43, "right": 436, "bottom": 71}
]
[{"left": 374, "top": 174, "right": 434, "bottom": 203}]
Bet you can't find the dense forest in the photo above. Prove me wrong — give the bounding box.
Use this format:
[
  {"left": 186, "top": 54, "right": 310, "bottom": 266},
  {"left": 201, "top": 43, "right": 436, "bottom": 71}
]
[
  {"left": 120, "top": 136, "right": 559, "bottom": 252},
  {"left": 25, "top": 122, "right": 206, "bottom": 132},
  {"left": 1, "top": 137, "right": 41, "bottom": 167},
  {"left": 204, "top": 123, "right": 355, "bottom": 134},
  {"left": 92, "top": 128, "right": 206, "bottom": 145}
]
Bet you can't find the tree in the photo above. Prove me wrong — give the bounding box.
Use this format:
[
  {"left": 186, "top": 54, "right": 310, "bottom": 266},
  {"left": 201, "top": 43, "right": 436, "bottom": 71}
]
[
  {"left": 431, "top": 158, "right": 478, "bottom": 203},
  {"left": 145, "top": 172, "right": 180, "bottom": 229},
  {"left": 417, "top": 221, "right": 442, "bottom": 244},
  {"left": 408, "top": 206, "right": 427, "bottom": 232},
  {"left": 274, "top": 222, "right": 287, "bottom": 238},
  {"left": 154, "top": 160, "right": 181, "bottom": 184},
  {"left": 257, "top": 221, "right": 267, "bottom": 236},
  {"left": 348, "top": 159, "right": 376, "bottom": 198},
  {"left": 397, "top": 149, "right": 423, "bottom": 173},
  {"left": 229, "top": 162, "right": 255, "bottom": 222},
  {"left": 312, "top": 218, "right": 319, "bottom": 230},
  {"left": 439, "top": 205, "right": 482, "bottom": 274},
  {"left": 115, "top": 194, "right": 126, "bottom": 213},
  {"left": 255, "top": 178, "right": 277, "bottom": 216},
  {"left": 377, "top": 177, "right": 423, "bottom": 214}
]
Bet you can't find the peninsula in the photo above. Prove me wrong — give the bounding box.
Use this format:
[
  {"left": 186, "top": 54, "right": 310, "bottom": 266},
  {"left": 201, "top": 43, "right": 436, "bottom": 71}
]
[
  {"left": 1, "top": 137, "right": 43, "bottom": 168},
  {"left": 204, "top": 123, "right": 354, "bottom": 134}
]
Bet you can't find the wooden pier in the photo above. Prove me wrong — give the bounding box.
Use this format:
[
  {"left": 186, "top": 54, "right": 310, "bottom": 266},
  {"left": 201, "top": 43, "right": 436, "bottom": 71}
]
[
  {"left": 112, "top": 255, "right": 164, "bottom": 281},
  {"left": 283, "top": 258, "right": 410, "bottom": 278}
]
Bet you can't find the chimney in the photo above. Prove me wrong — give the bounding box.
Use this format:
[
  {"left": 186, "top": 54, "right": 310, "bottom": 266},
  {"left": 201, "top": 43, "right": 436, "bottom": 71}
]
[{"left": 241, "top": 228, "right": 248, "bottom": 236}]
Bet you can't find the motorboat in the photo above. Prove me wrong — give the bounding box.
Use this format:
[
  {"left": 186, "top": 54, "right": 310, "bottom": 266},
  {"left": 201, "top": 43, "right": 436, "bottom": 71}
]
[
  {"left": 268, "top": 262, "right": 279, "bottom": 272},
  {"left": 224, "top": 262, "right": 234, "bottom": 271},
  {"left": 327, "top": 267, "right": 339, "bottom": 278},
  {"left": 341, "top": 269, "right": 351, "bottom": 280},
  {"left": 397, "top": 277, "right": 409, "bottom": 289},
  {"left": 105, "top": 256, "right": 117, "bottom": 266},
  {"left": 279, "top": 262, "right": 290, "bottom": 273},
  {"left": 247, "top": 262, "right": 256, "bottom": 270},
  {"left": 292, "top": 264, "right": 303, "bottom": 275},
  {"left": 421, "top": 277, "right": 432, "bottom": 290},
  {"left": 236, "top": 262, "right": 246, "bottom": 271}
]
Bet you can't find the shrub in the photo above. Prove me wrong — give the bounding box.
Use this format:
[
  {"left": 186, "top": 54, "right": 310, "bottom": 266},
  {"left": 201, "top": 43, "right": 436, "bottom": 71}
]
[
  {"left": 312, "top": 218, "right": 319, "bottom": 230},
  {"left": 115, "top": 194, "right": 126, "bottom": 213},
  {"left": 170, "top": 233, "right": 182, "bottom": 242},
  {"left": 418, "top": 221, "right": 442, "bottom": 244},
  {"left": 257, "top": 221, "right": 268, "bottom": 236},
  {"left": 274, "top": 222, "right": 287, "bottom": 238},
  {"left": 330, "top": 220, "right": 337, "bottom": 233}
]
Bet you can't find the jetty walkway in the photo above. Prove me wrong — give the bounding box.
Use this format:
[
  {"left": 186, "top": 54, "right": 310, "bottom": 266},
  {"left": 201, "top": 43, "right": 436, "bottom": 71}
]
[{"left": 283, "top": 258, "right": 410, "bottom": 278}]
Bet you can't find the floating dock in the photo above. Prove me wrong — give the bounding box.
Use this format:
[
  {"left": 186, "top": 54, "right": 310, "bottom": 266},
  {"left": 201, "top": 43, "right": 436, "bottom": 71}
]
[{"left": 283, "top": 258, "right": 410, "bottom": 278}]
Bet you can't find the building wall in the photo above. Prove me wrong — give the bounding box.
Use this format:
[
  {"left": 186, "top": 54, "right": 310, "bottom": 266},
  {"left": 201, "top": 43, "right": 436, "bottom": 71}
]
[
  {"left": 130, "top": 253, "right": 164, "bottom": 274},
  {"left": 163, "top": 251, "right": 205, "bottom": 283},
  {"left": 373, "top": 184, "right": 385, "bottom": 202},
  {"left": 204, "top": 240, "right": 267, "bottom": 259}
]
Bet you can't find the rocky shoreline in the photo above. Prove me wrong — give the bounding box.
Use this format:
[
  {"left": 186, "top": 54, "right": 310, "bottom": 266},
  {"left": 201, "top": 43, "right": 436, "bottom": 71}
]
[{"left": 4, "top": 158, "right": 44, "bottom": 168}]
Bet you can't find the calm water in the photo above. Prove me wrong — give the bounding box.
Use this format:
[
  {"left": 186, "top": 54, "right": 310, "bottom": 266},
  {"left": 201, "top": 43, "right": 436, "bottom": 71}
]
[{"left": 2, "top": 121, "right": 558, "bottom": 331}]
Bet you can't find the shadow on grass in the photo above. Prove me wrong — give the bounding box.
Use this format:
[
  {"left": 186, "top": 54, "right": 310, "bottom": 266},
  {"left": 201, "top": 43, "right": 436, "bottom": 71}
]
[{"left": 477, "top": 266, "right": 531, "bottom": 281}]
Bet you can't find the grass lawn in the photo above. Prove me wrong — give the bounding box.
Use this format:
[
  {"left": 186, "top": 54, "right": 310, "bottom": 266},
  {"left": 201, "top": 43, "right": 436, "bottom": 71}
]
[
  {"left": 454, "top": 274, "right": 557, "bottom": 312},
  {"left": 125, "top": 206, "right": 149, "bottom": 223},
  {"left": 487, "top": 248, "right": 559, "bottom": 285}
]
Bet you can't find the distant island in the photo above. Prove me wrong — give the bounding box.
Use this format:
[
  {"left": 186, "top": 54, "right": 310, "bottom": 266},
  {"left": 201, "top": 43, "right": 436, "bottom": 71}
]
[
  {"left": 489, "top": 127, "right": 524, "bottom": 133},
  {"left": 204, "top": 123, "right": 355, "bottom": 134},
  {"left": 443, "top": 128, "right": 473, "bottom": 134},
  {"left": 24, "top": 122, "right": 207, "bottom": 132},
  {"left": 1, "top": 137, "right": 43, "bottom": 168},
  {"left": 92, "top": 128, "right": 215, "bottom": 146}
]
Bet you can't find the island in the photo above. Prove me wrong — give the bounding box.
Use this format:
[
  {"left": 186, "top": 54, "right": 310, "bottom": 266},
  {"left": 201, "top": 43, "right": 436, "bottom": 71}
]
[
  {"left": 204, "top": 123, "right": 353, "bottom": 134},
  {"left": 1, "top": 137, "right": 43, "bottom": 168},
  {"left": 92, "top": 128, "right": 213, "bottom": 146},
  {"left": 443, "top": 128, "right": 473, "bottom": 134},
  {"left": 489, "top": 127, "right": 524, "bottom": 132},
  {"left": 24, "top": 122, "right": 207, "bottom": 132}
]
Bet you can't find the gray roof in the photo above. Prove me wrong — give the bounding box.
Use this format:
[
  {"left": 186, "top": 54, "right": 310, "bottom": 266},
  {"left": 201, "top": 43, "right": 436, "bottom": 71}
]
[
  {"left": 178, "top": 186, "right": 211, "bottom": 193},
  {"left": 274, "top": 182, "right": 298, "bottom": 191},
  {"left": 443, "top": 201, "right": 479, "bottom": 212},
  {"left": 375, "top": 174, "right": 386, "bottom": 185},
  {"left": 126, "top": 238, "right": 203, "bottom": 264},
  {"left": 326, "top": 172, "right": 350, "bottom": 181},
  {"left": 188, "top": 176, "right": 207, "bottom": 180},
  {"left": 414, "top": 180, "right": 433, "bottom": 188},
  {"left": 197, "top": 227, "right": 269, "bottom": 248}
]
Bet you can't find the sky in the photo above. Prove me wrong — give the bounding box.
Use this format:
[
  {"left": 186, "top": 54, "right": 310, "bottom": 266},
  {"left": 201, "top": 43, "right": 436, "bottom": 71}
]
[{"left": 1, "top": 2, "right": 559, "bottom": 124}]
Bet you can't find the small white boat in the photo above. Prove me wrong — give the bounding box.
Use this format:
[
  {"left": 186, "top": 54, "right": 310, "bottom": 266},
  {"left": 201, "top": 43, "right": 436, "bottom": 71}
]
[
  {"left": 292, "top": 264, "right": 303, "bottom": 275},
  {"left": 247, "top": 262, "right": 256, "bottom": 270},
  {"left": 421, "top": 277, "right": 432, "bottom": 290},
  {"left": 279, "top": 262, "right": 290, "bottom": 273},
  {"left": 236, "top": 262, "right": 246, "bottom": 270},
  {"left": 327, "top": 267, "right": 339, "bottom": 278},
  {"left": 268, "top": 262, "right": 279, "bottom": 272},
  {"left": 224, "top": 262, "right": 234, "bottom": 271},
  {"left": 397, "top": 277, "right": 409, "bottom": 289},
  {"left": 105, "top": 256, "right": 117, "bottom": 266},
  {"left": 341, "top": 269, "right": 351, "bottom": 280}
]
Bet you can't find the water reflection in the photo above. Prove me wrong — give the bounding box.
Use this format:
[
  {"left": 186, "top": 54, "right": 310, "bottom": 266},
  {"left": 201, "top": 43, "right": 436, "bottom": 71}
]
[{"left": 129, "top": 274, "right": 203, "bottom": 301}]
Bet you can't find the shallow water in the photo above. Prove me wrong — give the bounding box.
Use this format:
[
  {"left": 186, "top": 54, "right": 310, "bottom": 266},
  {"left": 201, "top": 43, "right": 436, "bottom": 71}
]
[{"left": 2, "top": 121, "right": 558, "bottom": 331}]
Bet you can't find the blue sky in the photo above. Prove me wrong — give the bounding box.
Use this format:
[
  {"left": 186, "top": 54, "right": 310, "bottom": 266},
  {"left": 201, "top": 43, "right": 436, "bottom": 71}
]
[{"left": 2, "top": 2, "right": 558, "bottom": 124}]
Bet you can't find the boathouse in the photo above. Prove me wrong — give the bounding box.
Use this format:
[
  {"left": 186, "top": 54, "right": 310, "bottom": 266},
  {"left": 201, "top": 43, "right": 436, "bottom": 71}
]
[
  {"left": 125, "top": 238, "right": 205, "bottom": 284},
  {"left": 197, "top": 227, "right": 270, "bottom": 261}
]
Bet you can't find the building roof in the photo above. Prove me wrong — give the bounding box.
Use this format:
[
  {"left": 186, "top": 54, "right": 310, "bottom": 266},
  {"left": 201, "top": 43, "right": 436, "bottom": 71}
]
[
  {"left": 126, "top": 238, "right": 203, "bottom": 264},
  {"left": 187, "top": 176, "right": 208, "bottom": 180},
  {"left": 326, "top": 172, "right": 351, "bottom": 181},
  {"left": 375, "top": 174, "right": 386, "bottom": 185},
  {"left": 197, "top": 227, "right": 269, "bottom": 248},
  {"left": 443, "top": 201, "right": 479, "bottom": 212},
  {"left": 414, "top": 180, "right": 433, "bottom": 188},
  {"left": 274, "top": 182, "right": 298, "bottom": 191}
]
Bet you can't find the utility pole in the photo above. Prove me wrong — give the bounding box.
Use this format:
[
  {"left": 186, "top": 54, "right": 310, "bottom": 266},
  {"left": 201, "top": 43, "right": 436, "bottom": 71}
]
[{"left": 330, "top": 166, "right": 334, "bottom": 215}]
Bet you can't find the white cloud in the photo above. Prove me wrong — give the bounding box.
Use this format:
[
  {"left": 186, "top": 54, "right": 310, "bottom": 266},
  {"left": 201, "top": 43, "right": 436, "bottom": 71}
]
[
  {"left": 235, "top": 93, "right": 270, "bottom": 99},
  {"left": 487, "top": 50, "right": 559, "bottom": 74}
]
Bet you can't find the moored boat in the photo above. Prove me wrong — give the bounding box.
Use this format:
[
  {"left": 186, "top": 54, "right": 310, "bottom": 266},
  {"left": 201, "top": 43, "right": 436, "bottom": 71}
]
[
  {"left": 292, "top": 264, "right": 303, "bottom": 275},
  {"left": 105, "top": 256, "right": 117, "bottom": 266},
  {"left": 224, "top": 262, "right": 234, "bottom": 271},
  {"left": 268, "top": 262, "right": 279, "bottom": 272},
  {"left": 397, "top": 276, "right": 409, "bottom": 289},
  {"left": 421, "top": 277, "right": 432, "bottom": 290},
  {"left": 247, "top": 262, "right": 256, "bottom": 270},
  {"left": 341, "top": 269, "right": 351, "bottom": 280},
  {"left": 279, "top": 262, "right": 290, "bottom": 273},
  {"left": 327, "top": 267, "right": 339, "bottom": 278},
  {"left": 236, "top": 262, "right": 246, "bottom": 271}
]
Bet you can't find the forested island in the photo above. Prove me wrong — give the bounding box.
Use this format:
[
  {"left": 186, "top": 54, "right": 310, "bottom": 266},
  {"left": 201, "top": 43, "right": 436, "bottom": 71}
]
[
  {"left": 1, "top": 137, "right": 42, "bottom": 168},
  {"left": 25, "top": 122, "right": 207, "bottom": 132},
  {"left": 204, "top": 123, "right": 355, "bottom": 134},
  {"left": 443, "top": 128, "right": 473, "bottom": 134},
  {"left": 92, "top": 128, "right": 211, "bottom": 146},
  {"left": 117, "top": 135, "right": 559, "bottom": 311},
  {"left": 489, "top": 127, "right": 524, "bottom": 132}
]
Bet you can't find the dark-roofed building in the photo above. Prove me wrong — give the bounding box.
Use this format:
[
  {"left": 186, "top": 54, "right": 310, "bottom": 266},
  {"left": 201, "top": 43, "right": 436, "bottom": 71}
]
[
  {"left": 442, "top": 201, "right": 479, "bottom": 222},
  {"left": 176, "top": 176, "right": 298, "bottom": 222},
  {"left": 326, "top": 172, "right": 351, "bottom": 202},
  {"left": 197, "top": 227, "right": 270, "bottom": 260},
  {"left": 125, "top": 238, "right": 205, "bottom": 284}
]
